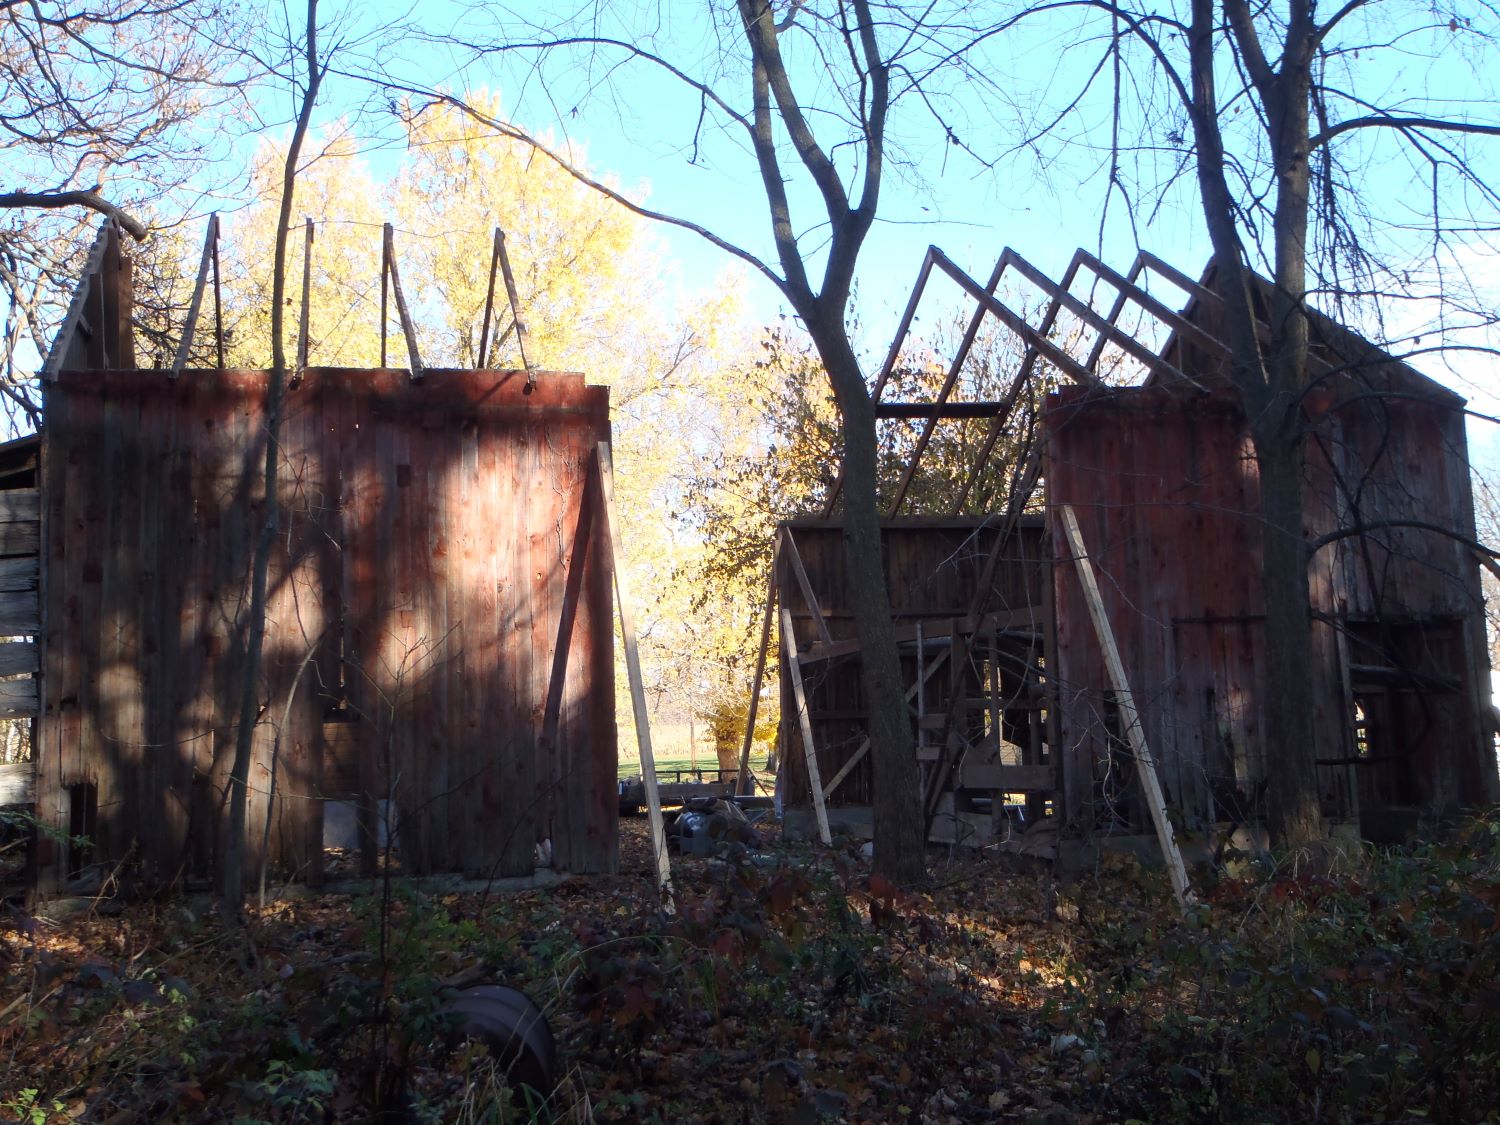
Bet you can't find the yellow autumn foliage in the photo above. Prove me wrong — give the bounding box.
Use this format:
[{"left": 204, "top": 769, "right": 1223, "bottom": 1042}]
[{"left": 219, "top": 96, "right": 772, "bottom": 761}]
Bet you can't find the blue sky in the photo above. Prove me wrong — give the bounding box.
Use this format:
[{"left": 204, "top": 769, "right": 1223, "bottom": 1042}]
[
  {"left": 40, "top": 0, "right": 1495, "bottom": 463},
  {"left": 324, "top": 0, "right": 1500, "bottom": 466},
  {"left": 310, "top": 0, "right": 1219, "bottom": 323}
]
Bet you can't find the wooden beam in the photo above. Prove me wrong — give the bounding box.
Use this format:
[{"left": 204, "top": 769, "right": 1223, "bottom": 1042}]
[
  {"left": 98, "top": 214, "right": 134, "bottom": 368},
  {"left": 798, "top": 636, "right": 863, "bottom": 664},
  {"left": 876, "top": 402, "right": 1014, "bottom": 419},
  {"left": 1003, "top": 248, "right": 1204, "bottom": 388},
  {"left": 170, "top": 214, "right": 220, "bottom": 378},
  {"left": 1073, "top": 248, "right": 1231, "bottom": 365},
  {"left": 921, "top": 621, "right": 971, "bottom": 828},
  {"left": 0, "top": 490, "right": 39, "bottom": 521},
  {"left": 0, "top": 590, "right": 40, "bottom": 633},
  {"left": 477, "top": 227, "right": 502, "bottom": 368},
  {"left": 950, "top": 250, "right": 1081, "bottom": 515},
  {"left": 1059, "top": 504, "right": 1195, "bottom": 913},
  {"left": 495, "top": 230, "right": 533, "bottom": 373},
  {"left": 382, "top": 223, "right": 425, "bottom": 381},
  {"left": 885, "top": 252, "right": 1010, "bottom": 516},
  {"left": 295, "top": 218, "right": 314, "bottom": 376},
  {"left": 0, "top": 522, "right": 38, "bottom": 558},
  {"left": 781, "top": 529, "right": 834, "bottom": 649},
  {"left": 380, "top": 223, "right": 390, "bottom": 368},
  {"left": 1348, "top": 663, "right": 1461, "bottom": 692},
  {"left": 597, "top": 442, "right": 675, "bottom": 910},
  {"left": 0, "top": 678, "right": 37, "bottom": 716},
  {"left": 1474, "top": 547, "right": 1500, "bottom": 586},
  {"left": 964, "top": 450, "right": 1045, "bottom": 623},
  {"left": 957, "top": 763, "right": 1054, "bottom": 791},
  {"left": 40, "top": 222, "right": 113, "bottom": 381},
  {"left": 0, "top": 641, "right": 37, "bottom": 677},
  {"left": 736, "top": 539, "right": 780, "bottom": 796},
  {"left": 781, "top": 605, "right": 831, "bottom": 844},
  {"left": 539, "top": 456, "right": 595, "bottom": 779},
  {"left": 212, "top": 212, "right": 225, "bottom": 368},
  {"left": 796, "top": 605, "right": 1048, "bottom": 666},
  {"left": 929, "top": 248, "right": 1099, "bottom": 387},
  {"left": 1136, "top": 250, "right": 1220, "bottom": 306},
  {"left": 822, "top": 247, "right": 944, "bottom": 517},
  {"left": 823, "top": 646, "right": 950, "bottom": 797}
]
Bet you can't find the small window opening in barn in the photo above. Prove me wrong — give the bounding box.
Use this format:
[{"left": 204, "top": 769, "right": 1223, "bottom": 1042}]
[
  {"left": 66, "top": 781, "right": 97, "bottom": 877},
  {"left": 1348, "top": 688, "right": 1413, "bottom": 806},
  {"left": 1352, "top": 701, "right": 1371, "bottom": 760},
  {"left": 0, "top": 717, "right": 30, "bottom": 768},
  {"left": 1345, "top": 619, "right": 1468, "bottom": 813}
]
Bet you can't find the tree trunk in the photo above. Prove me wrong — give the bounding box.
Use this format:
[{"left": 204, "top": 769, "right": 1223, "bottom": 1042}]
[
  {"left": 815, "top": 326, "right": 927, "bottom": 884},
  {"left": 1189, "top": 0, "right": 1325, "bottom": 851},
  {"left": 1250, "top": 408, "right": 1324, "bottom": 848},
  {"left": 218, "top": 0, "right": 320, "bottom": 915}
]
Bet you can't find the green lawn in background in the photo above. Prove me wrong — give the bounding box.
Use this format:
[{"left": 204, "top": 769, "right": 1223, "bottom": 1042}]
[
  {"left": 616, "top": 755, "right": 772, "bottom": 779},
  {"left": 616, "top": 720, "right": 773, "bottom": 780}
]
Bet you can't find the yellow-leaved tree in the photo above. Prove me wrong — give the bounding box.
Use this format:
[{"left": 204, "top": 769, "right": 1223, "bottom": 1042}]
[
  {"left": 390, "top": 94, "right": 646, "bottom": 372},
  {"left": 220, "top": 96, "right": 768, "bottom": 772},
  {"left": 223, "top": 129, "right": 386, "bottom": 368}
]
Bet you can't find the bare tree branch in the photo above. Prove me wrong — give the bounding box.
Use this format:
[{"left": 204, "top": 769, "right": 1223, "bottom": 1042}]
[
  {"left": 377, "top": 85, "right": 788, "bottom": 294},
  {"left": 1308, "top": 519, "right": 1500, "bottom": 559},
  {"left": 1311, "top": 113, "right": 1500, "bottom": 149},
  {"left": 0, "top": 189, "right": 148, "bottom": 239}
]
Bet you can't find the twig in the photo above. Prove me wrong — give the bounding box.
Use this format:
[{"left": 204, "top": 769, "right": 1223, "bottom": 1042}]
[{"left": 259, "top": 626, "right": 330, "bottom": 909}]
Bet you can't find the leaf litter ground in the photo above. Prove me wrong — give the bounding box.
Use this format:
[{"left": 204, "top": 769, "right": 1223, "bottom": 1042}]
[{"left": 3, "top": 811, "right": 1499, "bottom": 1123}]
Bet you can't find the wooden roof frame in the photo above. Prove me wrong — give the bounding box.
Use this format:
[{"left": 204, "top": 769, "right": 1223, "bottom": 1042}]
[
  {"left": 40, "top": 220, "right": 134, "bottom": 380},
  {"left": 824, "top": 245, "right": 1463, "bottom": 522}
]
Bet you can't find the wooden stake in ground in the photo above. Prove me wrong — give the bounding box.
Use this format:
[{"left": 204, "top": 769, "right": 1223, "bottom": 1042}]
[
  {"left": 781, "top": 605, "right": 832, "bottom": 846},
  {"left": 596, "top": 442, "right": 675, "bottom": 911},
  {"left": 735, "top": 534, "right": 781, "bottom": 796},
  {"left": 1059, "top": 503, "right": 1195, "bottom": 913}
]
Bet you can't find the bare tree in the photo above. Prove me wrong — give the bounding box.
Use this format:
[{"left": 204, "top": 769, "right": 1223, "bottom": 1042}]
[
  {"left": 0, "top": 0, "right": 248, "bottom": 419},
  {"left": 368, "top": 1, "right": 1040, "bottom": 883},
  {"left": 1014, "top": 0, "right": 1500, "bottom": 846},
  {"left": 219, "top": 0, "right": 324, "bottom": 916}
]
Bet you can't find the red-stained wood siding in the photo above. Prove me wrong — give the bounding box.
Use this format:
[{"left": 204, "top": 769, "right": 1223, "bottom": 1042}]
[
  {"left": 1046, "top": 383, "right": 1495, "bottom": 835},
  {"left": 1046, "top": 390, "right": 1276, "bottom": 833},
  {"left": 35, "top": 367, "right": 616, "bottom": 891}
]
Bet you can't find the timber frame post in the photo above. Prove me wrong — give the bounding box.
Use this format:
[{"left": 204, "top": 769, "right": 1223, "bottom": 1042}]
[
  {"left": 1059, "top": 504, "right": 1195, "bottom": 913},
  {"left": 781, "top": 604, "right": 832, "bottom": 845},
  {"left": 596, "top": 441, "right": 675, "bottom": 910}
]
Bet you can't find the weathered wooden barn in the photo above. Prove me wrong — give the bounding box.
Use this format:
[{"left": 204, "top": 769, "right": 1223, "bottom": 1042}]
[
  {"left": 15, "top": 222, "right": 618, "bottom": 894},
  {"left": 769, "top": 248, "right": 1499, "bottom": 853}
]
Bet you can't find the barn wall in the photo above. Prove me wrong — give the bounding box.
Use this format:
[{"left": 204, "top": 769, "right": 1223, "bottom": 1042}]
[
  {"left": 777, "top": 518, "right": 1050, "bottom": 809},
  {"left": 1046, "top": 384, "right": 1494, "bottom": 837},
  {"left": 35, "top": 368, "right": 616, "bottom": 891},
  {"left": 1308, "top": 390, "right": 1496, "bottom": 815},
  {"left": 1046, "top": 390, "right": 1277, "bottom": 833}
]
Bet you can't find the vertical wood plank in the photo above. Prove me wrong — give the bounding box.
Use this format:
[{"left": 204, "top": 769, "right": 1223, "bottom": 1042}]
[
  {"left": 36, "top": 386, "right": 70, "bottom": 894},
  {"left": 597, "top": 442, "right": 673, "bottom": 905},
  {"left": 478, "top": 405, "right": 506, "bottom": 873},
  {"left": 530, "top": 418, "right": 563, "bottom": 862},
  {"left": 496, "top": 405, "right": 534, "bottom": 876},
  {"left": 451, "top": 411, "right": 480, "bottom": 875},
  {"left": 780, "top": 605, "right": 832, "bottom": 845},
  {"left": 1060, "top": 503, "right": 1194, "bottom": 912}
]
